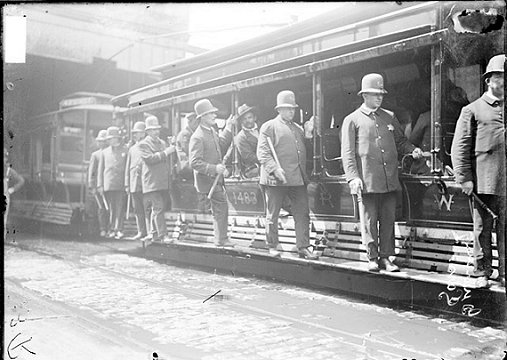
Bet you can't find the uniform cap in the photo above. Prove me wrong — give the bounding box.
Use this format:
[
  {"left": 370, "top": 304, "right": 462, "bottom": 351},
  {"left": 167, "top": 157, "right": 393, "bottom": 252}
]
[
  {"left": 275, "top": 90, "right": 298, "bottom": 110},
  {"left": 237, "top": 104, "right": 255, "bottom": 120},
  {"left": 145, "top": 115, "right": 161, "bottom": 130},
  {"left": 105, "top": 126, "right": 121, "bottom": 139},
  {"left": 131, "top": 121, "right": 146, "bottom": 133},
  {"left": 96, "top": 129, "right": 108, "bottom": 141},
  {"left": 358, "top": 73, "right": 388, "bottom": 95},
  {"left": 484, "top": 54, "right": 505, "bottom": 77},
  {"left": 194, "top": 99, "right": 218, "bottom": 119}
]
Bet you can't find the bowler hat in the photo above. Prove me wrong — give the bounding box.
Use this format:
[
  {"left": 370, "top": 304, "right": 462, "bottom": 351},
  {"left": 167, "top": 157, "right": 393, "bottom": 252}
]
[
  {"left": 194, "top": 99, "right": 218, "bottom": 119},
  {"left": 237, "top": 104, "right": 255, "bottom": 120},
  {"left": 357, "top": 73, "right": 388, "bottom": 95},
  {"left": 145, "top": 115, "right": 161, "bottom": 130},
  {"left": 106, "top": 126, "right": 121, "bottom": 139},
  {"left": 275, "top": 90, "right": 298, "bottom": 110},
  {"left": 483, "top": 54, "right": 505, "bottom": 77},
  {"left": 131, "top": 121, "right": 146, "bottom": 133},
  {"left": 96, "top": 129, "right": 108, "bottom": 141}
]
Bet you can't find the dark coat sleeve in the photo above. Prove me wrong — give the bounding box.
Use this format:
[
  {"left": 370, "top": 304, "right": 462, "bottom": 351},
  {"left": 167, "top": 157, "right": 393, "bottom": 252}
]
[
  {"left": 451, "top": 106, "right": 475, "bottom": 184},
  {"left": 236, "top": 133, "right": 258, "bottom": 167},
  {"left": 392, "top": 114, "right": 416, "bottom": 156},
  {"left": 257, "top": 123, "right": 279, "bottom": 175},
  {"left": 341, "top": 115, "right": 360, "bottom": 182},
  {"left": 88, "top": 152, "right": 98, "bottom": 189},
  {"left": 138, "top": 141, "right": 168, "bottom": 165},
  {"left": 189, "top": 135, "right": 217, "bottom": 177}
]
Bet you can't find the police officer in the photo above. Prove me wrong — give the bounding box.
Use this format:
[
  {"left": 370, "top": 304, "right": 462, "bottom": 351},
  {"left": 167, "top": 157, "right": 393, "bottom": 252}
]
[
  {"left": 257, "top": 90, "right": 318, "bottom": 259},
  {"left": 125, "top": 121, "right": 148, "bottom": 241},
  {"left": 341, "top": 74, "right": 423, "bottom": 272},
  {"left": 189, "top": 99, "right": 235, "bottom": 247},
  {"left": 88, "top": 129, "right": 109, "bottom": 237},
  {"left": 138, "top": 116, "right": 176, "bottom": 244},
  {"left": 235, "top": 104, "right": 260, "bottom": 178},
  {"left": 451, "top": 54, "right": 506, "bottom": 288},
  {"left": 98, "top": 126, "right": 128, "bottom": 239}
]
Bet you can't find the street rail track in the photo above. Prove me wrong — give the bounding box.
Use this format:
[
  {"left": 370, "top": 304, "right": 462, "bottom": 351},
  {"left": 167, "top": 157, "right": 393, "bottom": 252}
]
[{"left": 7, "top": 241, "right": 446, "bottom": 360}]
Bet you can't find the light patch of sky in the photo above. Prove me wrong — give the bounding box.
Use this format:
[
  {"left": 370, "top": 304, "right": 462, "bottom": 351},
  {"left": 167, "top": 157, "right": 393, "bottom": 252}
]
[{"left": 188, "top": 2, "right": 343, "bottom": 51}]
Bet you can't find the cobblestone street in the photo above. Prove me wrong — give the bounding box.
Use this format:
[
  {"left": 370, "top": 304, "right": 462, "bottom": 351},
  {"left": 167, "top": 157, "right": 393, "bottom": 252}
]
[{"left": 4, "top": 234, "right": 506, "bottom": 360}]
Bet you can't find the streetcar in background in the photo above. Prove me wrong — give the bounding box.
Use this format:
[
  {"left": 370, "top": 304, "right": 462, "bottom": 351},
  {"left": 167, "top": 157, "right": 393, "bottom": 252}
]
[
  {"left": 112, "top": 0, "right": 505, "bottom": 285},
  {"left": 9, "top": 92, "right": 125, "bottom": 235}
]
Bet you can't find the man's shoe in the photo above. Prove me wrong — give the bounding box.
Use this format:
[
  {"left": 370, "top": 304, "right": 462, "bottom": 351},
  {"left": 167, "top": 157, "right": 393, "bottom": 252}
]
[
  {"left": 298, "top": 247, "right": 319, "bottom": 260},
  {"left": 115, "top": 231, "right": 124, "bottom": 240},
  {"left": 161, "top": 235, "right": 175, "bottom": 244},
  {"left": 269, "top": 248, "right": 281, "bottom": 257},
  {"left": 131, "top": 233, "right": 145, "bottom": 241},
  {"left": 475, "top": 276, "right": 490, "bottom": 288},
  {"left": 380, "top": 258, "right": 400, "bottom": 272},
  {"left": 99, "top": 230, "right": 107, "bottom": 237},
  {"left": 367, "top": 259, "right": 380, "bottom": 272},
  {"left": 106, "top": 231, "right": 116, "bottom": 239}
]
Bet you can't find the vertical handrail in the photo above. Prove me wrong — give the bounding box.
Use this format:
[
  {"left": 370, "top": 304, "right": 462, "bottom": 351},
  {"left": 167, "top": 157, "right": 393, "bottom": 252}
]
[{"left": 312, "top": 72, "right": 323, "bottom": 177}]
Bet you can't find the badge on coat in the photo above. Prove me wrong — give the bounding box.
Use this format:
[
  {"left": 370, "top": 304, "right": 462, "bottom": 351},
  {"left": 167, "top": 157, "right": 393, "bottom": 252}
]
[{"left": 387, "top": 124, "right": 394, "bottom": 132}]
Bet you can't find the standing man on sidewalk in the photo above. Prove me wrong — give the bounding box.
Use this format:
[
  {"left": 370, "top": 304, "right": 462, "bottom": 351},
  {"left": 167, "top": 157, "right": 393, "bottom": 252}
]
[
  {"left": 451, "top": 54, "right": 505, "bottom": 288},
  {"left": 138, "top": 115, "right": 176, "bottom": 244},
  {"left": 189, "top": 99, "right": 235, "bottom": 247},
  {"left": 98, "top": 126, "right": 128, "bottom": 240},
  {"left": 88, "top": 129, "right": 109, "bottom": 237},
  {"left": 125, "top": 121, "right": 148, "bottom": 241},
  {"left": 341, "top": 73, "right": 423, "bottom": 272},
  {"left": 257, "top": 90, "right": 318, "bottom": 259}
]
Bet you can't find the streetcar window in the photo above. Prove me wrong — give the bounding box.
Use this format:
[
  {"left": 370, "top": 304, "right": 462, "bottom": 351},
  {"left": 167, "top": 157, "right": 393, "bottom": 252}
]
[{"left": 320, "top": 46, "right": 432, "bottom": 176}]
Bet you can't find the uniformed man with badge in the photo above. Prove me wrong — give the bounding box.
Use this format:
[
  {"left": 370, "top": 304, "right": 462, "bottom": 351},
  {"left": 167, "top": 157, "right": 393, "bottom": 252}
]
[
  {"left": 235, "top": 104, "right": 260, "bottom": 178},
  {"left": 189, "top": 99, "right": 235, "bottom": 247},
  {"left": 97, "top": 126, "right": 128, "bottom": 239},
  {"left": 341, "top": 74, "right": 423, "bottom": 272},
  {"left": 138, "top": 115, "right": 176, "bottom": 244},
  {"left": 88, "top": 129, "right": 109, "bottom": 237},
  {"left": 125, "top": 121, "right": 148, "bottom": 241},
  {"left": 257, "top": 90, "right": 318, "bottom": 259},
  {"left": 451, "top": 54, "right": 506, "bottom": 288}
]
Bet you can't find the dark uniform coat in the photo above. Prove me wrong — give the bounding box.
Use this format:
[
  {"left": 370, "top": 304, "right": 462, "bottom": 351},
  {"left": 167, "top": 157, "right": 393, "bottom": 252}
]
[
  {"left": 88, "top": 149, "right": 103, "bottom": 190},
  {"left": 257, "top": 115, "right": 308, "bottom": 186},
  {"left": 125, "top": 143, "right": 144, "bottom": 193},
  {"left": 341, "top": 105, "right": 415, "bottom": 193},
  {"left": 138, "top": 136, "right": 170, "bottom": 194},
  {"left": 451, "top": 93, "right": 506, "bottom": 196},
  {"left": 235, "top": 127, "right": 259, "bottom": 174},
  {"left": 98, "top": 145, "right": 128, "bottom": 191},
  {"left": 189, "top": 125, "right": 232, "bottom": 193}
]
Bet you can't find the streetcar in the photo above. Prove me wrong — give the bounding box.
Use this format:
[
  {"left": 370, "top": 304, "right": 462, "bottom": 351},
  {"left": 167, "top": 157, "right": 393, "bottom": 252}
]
[
  {"left": 111, "top": 1, "right": 504, "bottom": 322},
  {"left": 8, "top": 92, "right": 125, "bottom": 235}
]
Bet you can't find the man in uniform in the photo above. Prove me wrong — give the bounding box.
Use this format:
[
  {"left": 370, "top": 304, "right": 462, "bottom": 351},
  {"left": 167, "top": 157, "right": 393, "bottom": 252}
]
[
  {"left": 257, "top": 90, "right": 318, "bottom": 259},
  {"left": 189, "top": 99, "right": 235, "bottom": 247},
  {"left": 235, "top": 104, "right": 260, "bottom": 178},
  {"left": 341, "top": 73, "right": 423, "bottom": 272},
  {"left": 88, "top": 129, "right": 109, "bottom": 237},
  {"left": 176, "top": 112, "right": 199, "bottom": 180},
  {"left": 98, "top": 126, "right": 128, "bottom": 240},
  {"left": 138, "top": 115, "right": 176, "bottom": 244},
  {"left": 125, "top": 121, "right": 148, "bottom": 241},
  {"left": 451, "top": 54, "right": 505, "bottom": 288}
]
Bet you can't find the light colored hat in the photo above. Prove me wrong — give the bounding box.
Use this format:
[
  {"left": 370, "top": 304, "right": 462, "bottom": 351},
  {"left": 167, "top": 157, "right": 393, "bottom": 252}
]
[
  {"left": 131, "top": 121, "right": 146, "bottom": 133},
  {"left": 106, "top": 126, "right": 121, "bottom": 139},
  {"left": 145, "top": 115, "right": 161, "bottom": 130},
  {"left": 96, "top": 129, "right": 108, "bottom": 141},
  {"left": 357, "top": 73, "right": 388, "bottom": 95},
  {"left": 194, "top": 99, "right": 218, "bottom": 119},
  {"left": 275, "top": 90, "right": 298, "bottom": 110},
  {"left": 237, "top": 104, "right": 255, "bottom": 120},
  {"left": 483, "top": 54, "right": 505, "bottom": 77}
]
